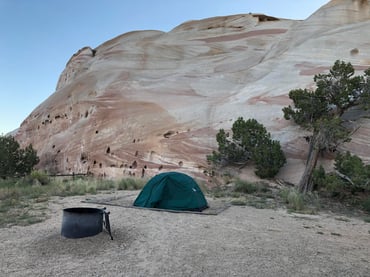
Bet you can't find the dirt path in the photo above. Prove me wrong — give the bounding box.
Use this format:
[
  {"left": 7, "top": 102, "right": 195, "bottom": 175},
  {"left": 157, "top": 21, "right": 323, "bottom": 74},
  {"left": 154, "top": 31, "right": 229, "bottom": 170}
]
[{"left": 0, "top": 191, "right": 369, "bottom": 276}]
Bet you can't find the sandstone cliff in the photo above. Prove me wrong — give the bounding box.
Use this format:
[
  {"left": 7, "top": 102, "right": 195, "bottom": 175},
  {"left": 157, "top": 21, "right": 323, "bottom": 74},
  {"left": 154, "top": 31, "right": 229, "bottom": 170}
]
[{"left": 16, "top": 0, "right": 370, "bottom": 182}]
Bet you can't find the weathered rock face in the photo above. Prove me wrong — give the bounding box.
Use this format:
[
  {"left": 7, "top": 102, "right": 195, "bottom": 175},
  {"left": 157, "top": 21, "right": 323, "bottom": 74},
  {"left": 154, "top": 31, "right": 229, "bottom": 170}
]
[{"left": 16, "top": 0, "right": 370, "bottom": 182}]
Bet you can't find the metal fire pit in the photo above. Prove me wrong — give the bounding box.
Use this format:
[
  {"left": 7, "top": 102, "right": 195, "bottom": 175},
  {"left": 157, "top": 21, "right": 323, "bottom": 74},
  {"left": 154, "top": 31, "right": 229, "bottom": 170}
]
[{"left": 61, "top": 207, "right": 113, "bottom": 240}]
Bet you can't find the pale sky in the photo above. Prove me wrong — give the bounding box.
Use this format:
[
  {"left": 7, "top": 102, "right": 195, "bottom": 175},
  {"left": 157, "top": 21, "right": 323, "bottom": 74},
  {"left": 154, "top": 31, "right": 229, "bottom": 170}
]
[{"left": 0, "top": 0, "right": 329, "bottom": 135}]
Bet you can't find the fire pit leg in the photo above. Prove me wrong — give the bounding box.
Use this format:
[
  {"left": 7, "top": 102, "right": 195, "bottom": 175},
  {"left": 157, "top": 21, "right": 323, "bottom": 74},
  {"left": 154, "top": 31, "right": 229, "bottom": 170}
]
[{"left": 103, "top": 207, "right": 113, "bottom": 240}]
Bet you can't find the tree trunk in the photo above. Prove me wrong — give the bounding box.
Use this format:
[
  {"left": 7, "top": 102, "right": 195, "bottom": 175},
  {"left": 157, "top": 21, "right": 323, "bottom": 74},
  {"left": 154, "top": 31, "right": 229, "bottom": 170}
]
[{"left": 298, "top": 132, "right": 322, "bottom": 193}]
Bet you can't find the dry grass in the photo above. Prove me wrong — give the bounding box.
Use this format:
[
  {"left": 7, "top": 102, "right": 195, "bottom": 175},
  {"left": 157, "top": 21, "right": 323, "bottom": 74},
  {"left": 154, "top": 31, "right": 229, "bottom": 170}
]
[{"left": 0, "top": 177, "right": 146, "bottom": 228}]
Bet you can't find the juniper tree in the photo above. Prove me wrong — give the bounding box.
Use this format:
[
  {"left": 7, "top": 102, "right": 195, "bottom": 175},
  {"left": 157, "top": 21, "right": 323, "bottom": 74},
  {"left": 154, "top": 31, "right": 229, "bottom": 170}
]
[
  {"left": 0, "top": 135, "right": 39, "bottom": 178},
  {"left": 208, "top": 117, "right": 286, "bottom": 178},
  {"left": 283, "top": 60, "right": 370, "bottom": 192}
]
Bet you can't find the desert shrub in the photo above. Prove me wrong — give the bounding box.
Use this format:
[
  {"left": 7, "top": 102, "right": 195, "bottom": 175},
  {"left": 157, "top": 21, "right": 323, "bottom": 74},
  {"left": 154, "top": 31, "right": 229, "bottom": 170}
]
[
  {"left": 312, "top": 166, "right": 346, "bottom": 196},
  {"left": 362, "top": 197, "right": 370, "bottom": 213},
  {"left": 118, "top": 178, "right": 137, "bottom": 190},
  {"left": 87, "top": 186, "right": 97, "bottom": 194},
  {"left": 29, "top": 170, "right": 50, "bottom": 185},
  {"left": 208, "top": 117, "right": 286, "bottom": 179},
  {"left": 334, "top": 151, "right": 370, "bottom": 191},
  {"left": 0, "top": 178, "right": 17, "bottom": 188},
  {"left": 67, "top": 180, "right": 87, "bottom": 196},
  {"left": 0, "top": 135, "right": 39, "bottom": 178},
  {"left": 253, "top": 140, "right": 286, "bottom": 178},
  {"left": 96, "top": 180, "right": 115, "bottom": 190},
  {"left": 117, "top": 179, "right": 128, "bottom": 190},
  {"left": 322, "top": 174, "right": 346, "bottom": 197},
  {"left": 0, "top": 185, "right": 21, "bottom": 200},
  {"left": 312, "top": 165, "right": 326, "bottom": 188},
  {"left": 280, "top": 188, "right": 305, "bottom": 211},
  {"left": 287, "top": 190, "right": 305, "bottom": 211},
  {"left": 234, "top": 179, "right": 258, "bottom": 194},
  {"left": 311, "top": 153, "right": 370, "bottom": 213}
]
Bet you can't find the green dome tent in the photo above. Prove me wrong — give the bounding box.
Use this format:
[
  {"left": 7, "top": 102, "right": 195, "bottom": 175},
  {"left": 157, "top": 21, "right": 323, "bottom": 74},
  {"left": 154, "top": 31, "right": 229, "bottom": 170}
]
[{"left": 133, "top": 172, "right": 208, "bottom": 211}]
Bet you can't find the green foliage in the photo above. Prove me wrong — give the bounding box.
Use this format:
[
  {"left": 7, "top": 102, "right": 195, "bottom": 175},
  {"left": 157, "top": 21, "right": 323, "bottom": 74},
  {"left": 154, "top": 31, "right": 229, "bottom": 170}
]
[
  {"left": 334, "top": 151, "right": 370, "bottom": 191},
  {"left": 335, "top": 151, "right": 366, "bottom": 178},
  {"left": 0, "top": 178, "right": 49, "bottom": 227},
  {"left": 362, "top": 197, "right": 370, "bottom": 213},
  {"left": 18, "top": 144, "right": 39, "bottom": 177},
  {"left": 314, "top": 60, "right": 364, "bottom": 113},
  {"left": 312, "top": 165, "right": 327, "bottom": 187},
  {"left": 283, "top": 88, "right": 328, "bottom": 127},
  {"left": 117, "top": 178, "right": 146, "bottom": 190},
  {"left": 312, "top": 153, "right": 370, "bottom": 213},
  {"left": 208, "top": 117, "right": 286, "bottom": 178},
  {"left": 231, "top": 118, "right": 269, "bottom": 150},
  {"left": 283, "top": 60, "right": 370, "bottom": 192},
  {"left": 96, "top": 180, "right": 116, "bottom": 191},
  {"left": 0, "top": 135, "right": 39, "bottom": 178},
  {"left": 312, "top": 165, "right": 345, "bottom": 195},
  {"left": 253, "top": 139, "right": 286, "bottom": 178},
  {"left": 286, "top": 189, "right": 305, "bottom": 211},
  {"left": 362, "top": 68, "right": 370, "bottom": 109},
  {"left": 0, "top": 176, "right": 149, "bottom": 227},
  {"left": 286, "top": 58, "right": 368, "bottom": 129},
  {"left": 280, "top": 188, "right": 320, "bottom": 213},
  {"left": 234, "top": 178, "right": 271, "bottom": 195},
  {"left": 280, "top": 188, "right": 305, "bottom": 211},
  {"left": 214, "top": 127, "right": 250, "bottom": 164},
  {"left": 234, "top": 179, "right": 258, "bottom": 194},
  {"left": 323, "top": 175, "right": 346, "bottom": 196},
  {"left": 29, "top": 170, "right": 50, "bottom": 185},
  {"left": 0, "top": 136, "right": 20, "bottom": 178}
]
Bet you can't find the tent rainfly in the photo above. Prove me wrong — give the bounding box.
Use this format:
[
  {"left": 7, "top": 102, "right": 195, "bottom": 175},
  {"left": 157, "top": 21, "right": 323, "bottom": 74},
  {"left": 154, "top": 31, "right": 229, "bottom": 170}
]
[{"left": 133, "top": 172, "right": 208, "bottom": 211}]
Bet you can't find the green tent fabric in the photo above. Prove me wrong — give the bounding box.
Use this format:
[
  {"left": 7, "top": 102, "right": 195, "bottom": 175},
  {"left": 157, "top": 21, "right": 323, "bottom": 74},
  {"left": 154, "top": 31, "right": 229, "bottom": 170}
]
[{"left": 133, "top": 172, "right": 208, "bottom": 211}]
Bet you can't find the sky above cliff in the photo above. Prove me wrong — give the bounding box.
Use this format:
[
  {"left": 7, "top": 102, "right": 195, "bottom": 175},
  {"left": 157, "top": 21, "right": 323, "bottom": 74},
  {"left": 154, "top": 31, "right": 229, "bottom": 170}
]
[{"left": 0, "top": 0, "right": 328, "bottom": 135}]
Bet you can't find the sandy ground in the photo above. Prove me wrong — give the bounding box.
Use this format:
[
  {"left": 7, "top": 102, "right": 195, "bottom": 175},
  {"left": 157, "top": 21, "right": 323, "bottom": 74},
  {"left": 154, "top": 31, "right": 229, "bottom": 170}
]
[{"left": 0, "top": 191, "right": 369, "bottom": 277}]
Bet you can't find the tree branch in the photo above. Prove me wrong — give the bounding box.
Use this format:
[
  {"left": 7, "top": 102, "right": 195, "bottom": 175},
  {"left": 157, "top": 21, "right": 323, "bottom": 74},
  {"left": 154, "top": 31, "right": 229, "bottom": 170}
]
[{"left": 334, "top": 170, "right": 355, "bottom": 186}]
